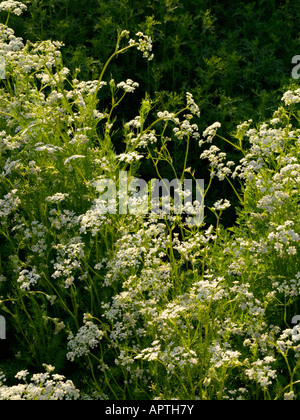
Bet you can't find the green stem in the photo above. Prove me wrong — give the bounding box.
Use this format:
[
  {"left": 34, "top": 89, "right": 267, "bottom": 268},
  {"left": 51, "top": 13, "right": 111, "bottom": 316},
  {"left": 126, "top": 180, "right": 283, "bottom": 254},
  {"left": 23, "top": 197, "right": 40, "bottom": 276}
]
[
  {"left": 216, "top": 134, "right": 245, "bottom": 155},
  {"left": 0, "top": 12, "right": 10, "bottom": 37},
  {"left": 181, "top": 134, "right": 190, "bottom": 183},
  {"left": 93, "top": 44, "right": 137, "bottom": 104},
  {"left": 225, "top": 175, "right": 244, "bottom": 205},
  {"left": 204, "top": 175, "right": 213, "bottom": 198}
]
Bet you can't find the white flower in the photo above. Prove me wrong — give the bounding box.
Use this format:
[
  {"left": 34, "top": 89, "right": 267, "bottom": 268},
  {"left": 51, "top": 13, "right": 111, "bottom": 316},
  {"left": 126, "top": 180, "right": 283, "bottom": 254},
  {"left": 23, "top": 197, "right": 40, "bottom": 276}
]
[
  {"left": 200, "top": 145, "right": 230, "bottom": 179},
  {"left": 67, "top": 320, "right": 104, "bottom": 361},
  {"left": 284, "top": 392, "right": 296, "bottom": 400},
  {"left": 2, "top": 158, "right": 21, "bottom": 177},
  {"left": 287, "top": 246, "right": 297, "bottom": 255},
  {"left": 186, "top": 92, "right": 200, "bottom": 117},
  {"left": 173, "top": 119, "right": 200, "bottom": 140},
  {"left": 157, "top": 110, "right": 177, "bottom": 121},
  {"left": 0, "top": 189, "right": 21, "bottom": 220},
  {"left": 0, "top": 1, "right": 27, "bottom": 15},
  {"left": 17, "top": 267, "right": 41, "bottom": 291},
  {"left": 52, "top": 237, "right": 85, "bottom": 288},
  {"left": 120, "top": 30, "right": 130, "bottom": 39},
  {"left": 14, "top": 370, "right": 29, "bottom": 381},
  {"left": 64, "top": 155, "right": 86, "bottom": 166},
  {"left": 125, "top": 116, "right": 142, "bottom": 129},
  {"left": 245, "top": 357, "right": 277, "bottom": 391},
  {"left": 134, "top": 131, "right": 158, "bottom": 148},
  {"left": 213, "top": 199, "right": 231, "bottom": 211},
  {"left": 0, "top": 372, "right": 6, "bottom": 385},
  {"left": 202, "top": 122, "right": 221, "bottom": 143},
  {"left": 34, "top": 143, "right": 63, "bottom": 153},
  {"left": 74, "top": 80, "right": 105, "bottom": 95},
  {"left": 281, "top": 89, "right": 300, "bottom": 106},
  {"left": 45, "top": 193, "right": 69, "bottom": 204},
  {"left": 78, "top": 207, "right": 106, "bottom": 236},
  {"left": 130, "top": 32, "right": 154, "bottom": 61},
  {"left": 117, "top": 79, "right": 139, "bottom": 93},
  {"left": 209, "top": 342, "right": 241, "bottom": 369},
  {"left": 42, "top": 364, "right": 55, "bottom": 373},
  {"left": 117, "top": 151, "right": 144, "bottom": 163},
  {"left": 1, "top": 369, "right": 80, "bottom": 400}
]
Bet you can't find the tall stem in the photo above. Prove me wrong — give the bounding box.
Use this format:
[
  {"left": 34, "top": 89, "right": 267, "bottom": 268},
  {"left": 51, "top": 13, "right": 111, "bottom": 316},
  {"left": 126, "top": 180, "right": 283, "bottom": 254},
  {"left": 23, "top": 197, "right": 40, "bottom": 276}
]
[{"left": 93, "top": 44, "right": 137, "bottom": 104}]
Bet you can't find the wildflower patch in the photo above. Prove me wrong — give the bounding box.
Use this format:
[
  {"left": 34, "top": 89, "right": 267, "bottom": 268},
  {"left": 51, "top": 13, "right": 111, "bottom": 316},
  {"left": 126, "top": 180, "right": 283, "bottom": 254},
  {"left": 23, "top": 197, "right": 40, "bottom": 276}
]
[{"left": 0, "top": 4, "right": 299, "bottom": 400}]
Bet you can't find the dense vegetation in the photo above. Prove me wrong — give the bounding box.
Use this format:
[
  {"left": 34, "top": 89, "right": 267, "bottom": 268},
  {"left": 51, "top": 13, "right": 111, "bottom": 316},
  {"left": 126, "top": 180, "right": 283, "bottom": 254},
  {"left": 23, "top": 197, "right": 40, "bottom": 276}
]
[
  {"left": 10, "top": 0, "right": 300, "bottom": 222},
  {"left": 0, "top": 0, "right": 299, "bottom": 400}
]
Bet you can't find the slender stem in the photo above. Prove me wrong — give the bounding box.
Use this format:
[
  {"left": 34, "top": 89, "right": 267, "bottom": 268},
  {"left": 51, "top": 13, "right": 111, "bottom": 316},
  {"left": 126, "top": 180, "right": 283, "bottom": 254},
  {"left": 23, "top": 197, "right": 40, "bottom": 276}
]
[
  {"left": 0, "top": 12, "right": 10, "bottom": 37},
  {"left": 181, "top": 134, "right": 190, "bottom": 183},
  {"left": 225, "top": 175, "right": 244, "bottom": 205},
  {"left": 93, "top": 44, "right": 137, "bottom": 103},
  {"left": 204, "top": 174, "right": 213, "bottom": 198},
  {"left": 216, "top": 134, "right": 245, "bottom": 155}
]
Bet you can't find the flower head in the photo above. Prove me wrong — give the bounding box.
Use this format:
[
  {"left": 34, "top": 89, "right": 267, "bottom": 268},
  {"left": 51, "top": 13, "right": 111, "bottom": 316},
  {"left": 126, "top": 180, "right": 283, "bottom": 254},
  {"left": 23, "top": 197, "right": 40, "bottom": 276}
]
[
  {"left": 0, "top": 1, "right": 27, "bottom": 15},
  {"left": 129, "top": 32, "right": 154, "bottom": 61},
  {"left": 213, "top": 199, "right": 231, "bottom": 211},
  {"left": 117, "top": 79, "right": 139, "bottom": 93}
]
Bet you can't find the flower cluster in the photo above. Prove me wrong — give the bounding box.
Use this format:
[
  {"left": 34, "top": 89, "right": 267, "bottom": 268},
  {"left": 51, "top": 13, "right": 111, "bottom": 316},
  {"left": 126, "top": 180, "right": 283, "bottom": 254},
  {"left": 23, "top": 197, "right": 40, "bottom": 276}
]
[
  {"left": 200, "top": 121, "right": 221, "bottom": 145},
  {"left": 135, "top": 341, "right": 198, "bottom": 373},
  {"left": 272, "top": 272, "right": 300, "bottom": 297},
  {"left": 281, "top": 89, "right": 300, "bottom": 106},
  {"left": 173, "top": 119, "right": 200, "bottom": 140},
  {"left": 78, "top": 200, "right": 109, "bottom": 236},
  {"left": 117, "top": 79, "right": 139, "bottom": 93},
  {"left": 133, "top": 131, "right": 158, "bottom": 148},
  {"left": 0, "top": 0, "right": 26, "bottom": 15},
  {"left": 129, "top": 32, "right": 154, "bottom": 61},
  {"left": 267, "top": 221, "right": 299, "bottom": 257},
  {"left": 51, "top": 237, "right": 85, "bottom": 288},
  {"left": 0, "top": 189, "right": 21, "bottom": 222},
  {"left": 245, "top": 357, "right": 277, "bottom": 391},
  {"left": 196, "top": 277, "right": 227, "bottom": 302},
  {"left": 273, "top": 326, "right": 300, "bottom": 354},
  {"left": 200, "top": 145, "right": 233, "bottom": 179},
  {"left": 209, "top": 342, "right": 242, "bottom": 369},
  {"left": 117, "top": 151, "right": 144, "bottom": 163},
  {"left": 2, "top": 158, "right": 22, "bottom": 177},
  {"left": 0, "top": 368, "right": 80, "bottom": 400},
  {"left": 186, "top": 92, "right": 200, "bottom": 117},
  {"left": 212, "top": 199, "right": 231, "bottom": 212},
  {"left": 17, "top": 267, "right": 41, "bottom": 291},
  {"left": 67, "top": 318, "right": 104, "bottom": 361},
  {"left": 45, "top": 193, "right": 69, "bottom": 204}
]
